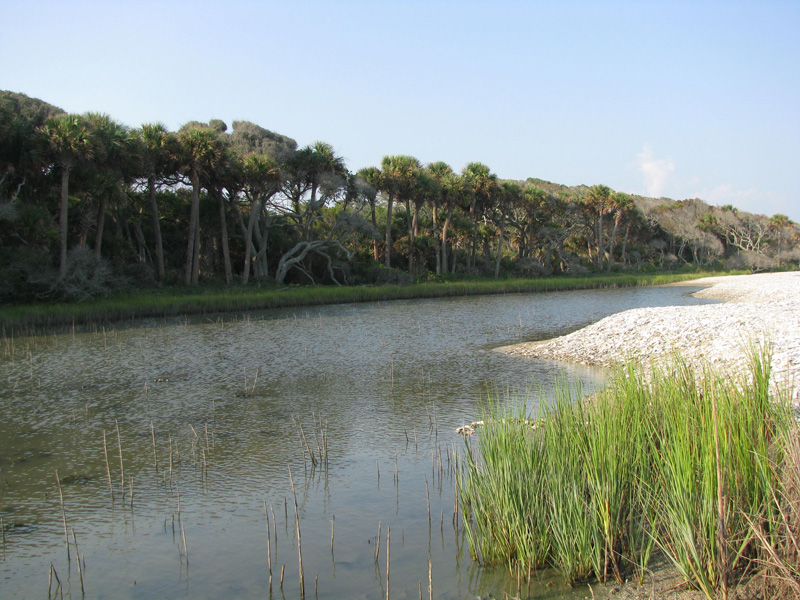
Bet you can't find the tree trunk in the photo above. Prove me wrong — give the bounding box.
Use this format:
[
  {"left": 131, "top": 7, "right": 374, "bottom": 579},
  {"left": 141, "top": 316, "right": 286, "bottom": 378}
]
[
  {"left": 133, "top": 208, "right": 148, "bottom": 263},
  {"left": 468, "top": 199, "right": 477, "bottom": 270},
  {"left": 407, "top": 199, "right": 414, "bottom": 275},
  {"left": 184, "top": 169, "right": 200, "bottom": 285},
  {"left": 494, "top": 216, "right": 505, "bottom": 279},
  {"left": 148, "top": 175, "right": 165, "bottom": 281},
  {"left": 242, "top": 195, "right": 263, "bottom": 285},
  {"left": 441, "top": 205, "right": 453, "bottom": 274},
  {"left": 217, "top": 190, "right": 232, "bottom": 284},
  {"left": 621, "top": 225, "right": 630, "bottom": 266},
  {"left": 384, "top": 193, "right": 394, "bottom": 268},
  {"left": 607, "top": 212, "right": 621, "bottom": 273},
  {"left": 596, "top": 211, "right": 604, "bottom": 270},
  {"left": 94, "top": 194, "right": 108, "bottom": 260},
  {"left": 370, "top": 198, "right": 379, "bottom": 261},
  {"left": 191, "top": 215, "right": 201, "bottom": 285},
  {"left": 431, "top": 204, "right": 440, "bottom": 276},
  {"left": 58, "top": 165, "right": 71, "bottom": 281}
]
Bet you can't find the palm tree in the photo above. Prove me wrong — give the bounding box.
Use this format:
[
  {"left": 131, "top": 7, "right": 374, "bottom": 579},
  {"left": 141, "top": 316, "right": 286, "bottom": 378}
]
[
  {"left": 240, "top": 152, "right": 281, "bottom": 284},
  {"left": 582, "top": 184, "right": 613, "bottom": 269},
  {"left": 284, "top": 141, "right": 347, "bottom": 240},
  {"left": 408, "top": 169, "right": 437, "bottom": 274},
  {"left": 83, "top": 113, "right": 132, "bottom": 260},
  {"left": 462, "top": 162, "right": 498, "bottom": 271},
  {"left": 606, "top": 191, "right": 633, "bottom": 272},
  {"left": 494, "top": 181, "right": 522, "bottom": 279},
  {"left": 379, "top": 155, "right": 420, "bottom": 268},
  {"left": 37, "top": 113, "right": 96, "bottom": 281},
  {"left": 136, "top": 123, "right": 174, "bottom": 281},
  {"left": 357, "top": 166, "right": 382, "bottom": 261},
  {"left": 426, "top": 161, "right": 456, "bottom": 275},
  {"left": 177, "top": 125, "right": 224, "bottom": 285}
]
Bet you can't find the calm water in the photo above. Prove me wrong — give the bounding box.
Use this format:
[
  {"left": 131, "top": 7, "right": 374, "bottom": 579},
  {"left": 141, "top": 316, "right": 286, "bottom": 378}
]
[{"left": 0, "top": 284, "right": 716, "bottom": 599}]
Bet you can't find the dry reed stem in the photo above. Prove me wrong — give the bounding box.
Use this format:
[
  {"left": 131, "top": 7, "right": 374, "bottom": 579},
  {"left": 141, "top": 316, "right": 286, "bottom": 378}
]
[
  {"left": 54, "top": 471, "right": 69, "bottom": 566},
  {"left": 288, "top": 466, "right": 305, "bottom": 597},
  {"left": 150, "top": 420, "right": 158, "bottom": 473},
  {"left": 114, "top": 419, "right": 124, "bottom": 499},
  {"left": 375, "top": 521, "right": 381, "bottom": 562},
  {"left": 49, "top": 563, "right": 62, "bottom": 599},
  {"left": 101, "top": 431, "right": 113, "bottom": 499},
  {"left": 180, "top": 519, "right": 189, "bottom": 563},
  {"left": 264, "top": 500, "right": 273, "bottom": 591},
  {"left": 386, "top": 526, "right": 390, "bottom": 600},
  {"left": 70, "top": 528, "right": 85, "bottom": 595},
  {"left": 425, "top": 476, "right": 431, "bottom": 525},
  {"left": 428, "top": 555, "right": 433, "bottom": 600}
]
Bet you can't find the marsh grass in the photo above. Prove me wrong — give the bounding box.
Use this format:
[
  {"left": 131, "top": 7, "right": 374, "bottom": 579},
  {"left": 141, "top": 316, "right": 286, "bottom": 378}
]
[
  {"left": 458, "top": 347, "right": 793, "bottom": 598},
  {"left": 0, "top": 271, "right": 728, "bottom": 335}
]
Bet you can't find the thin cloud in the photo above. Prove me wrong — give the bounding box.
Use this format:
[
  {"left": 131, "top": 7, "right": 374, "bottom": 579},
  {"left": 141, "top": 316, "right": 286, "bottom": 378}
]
[{"left": 637, "top": 144, "right": 675, "bottom": 198}]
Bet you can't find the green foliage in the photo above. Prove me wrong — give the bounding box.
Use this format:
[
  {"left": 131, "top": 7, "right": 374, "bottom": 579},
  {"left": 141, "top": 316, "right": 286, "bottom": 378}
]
[
  {"left": 458, "top": 348, "right": 793, "bottom": 597},
  {"left": 2, "top": 89, "right": 797, "bottom": 302}
]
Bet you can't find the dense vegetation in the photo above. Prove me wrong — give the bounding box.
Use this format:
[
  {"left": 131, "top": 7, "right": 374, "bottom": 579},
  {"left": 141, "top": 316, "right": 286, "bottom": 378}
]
[
  {"left": 1, "top": 90, "right": 798, "bottom": 306},
  {"left": 459, "top": 350, "right": 799, "bottom": 599}
]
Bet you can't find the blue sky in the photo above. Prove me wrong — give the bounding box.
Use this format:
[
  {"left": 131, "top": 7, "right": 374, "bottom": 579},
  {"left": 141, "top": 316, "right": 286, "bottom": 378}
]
[{"left": 3, "top": 0, "right": 799, "bottom": 220}]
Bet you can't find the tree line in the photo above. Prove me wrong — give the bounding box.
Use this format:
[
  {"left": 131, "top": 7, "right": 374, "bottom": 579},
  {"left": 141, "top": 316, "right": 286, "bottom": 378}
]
[{"left": 1, "top": 90, "right": 797, "bottom": 303}]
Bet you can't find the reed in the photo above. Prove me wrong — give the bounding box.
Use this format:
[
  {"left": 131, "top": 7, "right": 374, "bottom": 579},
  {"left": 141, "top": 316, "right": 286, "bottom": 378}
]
[
  {"left": 48, "top": 563, "right": 62, "bottom": 599},
  {"left": 264, "top": 500, "right": 273, "bottom": 591},
  {"left": 458, "top": 348, "right": 793, "bottom": 598},
  {"left": 70, "top": 527, "right": 85, "bottom": 595},
  {"left": 288, "top": 467, "right": 305, "bottom": 597},
  {"left": 114, "top": 419, "right": 124, "bottom": 499},
  {"left": 385, "top": 526, "right": 391, "bottom": 600},
  {"left": 101, "top": 431, "right": 113, "bottom": 499},
  {"left": 54, "top": 471, "right": 70, "bottom": 566}
]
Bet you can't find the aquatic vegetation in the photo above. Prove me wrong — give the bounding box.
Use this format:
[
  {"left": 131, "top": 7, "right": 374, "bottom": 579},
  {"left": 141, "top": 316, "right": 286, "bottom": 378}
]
[{"left": 458, "top": 347, "right": 794, "bottom": 598}]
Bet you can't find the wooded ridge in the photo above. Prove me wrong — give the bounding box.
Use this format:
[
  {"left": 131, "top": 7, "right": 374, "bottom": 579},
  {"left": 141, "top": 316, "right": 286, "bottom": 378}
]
[{"left": 1, "top": 90, "right": 797, "bottom": 304}]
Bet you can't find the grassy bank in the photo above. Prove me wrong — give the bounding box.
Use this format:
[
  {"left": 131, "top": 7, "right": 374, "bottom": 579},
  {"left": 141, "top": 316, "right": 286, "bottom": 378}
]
[
  {"left": 457, "top": 348, "right": 797, "bottom": 599},
  {"left": 0, "top": 270, "right": 729, "bottom": 336}
]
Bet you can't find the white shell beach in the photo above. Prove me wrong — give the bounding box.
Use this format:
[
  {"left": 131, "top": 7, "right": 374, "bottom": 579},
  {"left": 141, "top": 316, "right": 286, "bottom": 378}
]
[{"left": 504, "top": 272, "right": 800, "bottom": 401}]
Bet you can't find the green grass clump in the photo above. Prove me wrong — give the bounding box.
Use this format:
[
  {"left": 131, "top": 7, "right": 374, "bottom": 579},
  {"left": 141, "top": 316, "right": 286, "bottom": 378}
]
[{"left": 458, "top": 346, "right": 793, "bottom": 598}]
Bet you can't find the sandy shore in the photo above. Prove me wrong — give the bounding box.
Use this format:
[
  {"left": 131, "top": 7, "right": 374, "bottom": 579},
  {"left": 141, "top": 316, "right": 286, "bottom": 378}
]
[{"left": 504, "top": 272, "right": 800, "bottom": 401}]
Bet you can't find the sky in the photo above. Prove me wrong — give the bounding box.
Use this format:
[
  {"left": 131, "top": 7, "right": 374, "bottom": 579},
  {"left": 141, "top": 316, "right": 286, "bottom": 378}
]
[{"left": 3, "top": 0, "right": 799, "bottom": 221}]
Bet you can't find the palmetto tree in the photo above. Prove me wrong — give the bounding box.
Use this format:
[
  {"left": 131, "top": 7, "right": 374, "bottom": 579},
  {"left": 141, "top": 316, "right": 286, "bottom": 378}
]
[
  {"left": 426, "top": 161, "right": 456, "bottom": 274},
  {"left": 581, "top": 184, "right": 613, "bottom": 269},
  {"left": 83, "top": 113, "right": 132, "bottom": 260},
  {"left": 240, "top": 152, "right": 281, "bottom": 284},
  {"left": 462, "top": 162, "right": 498, "bottom": 270},
  {"left": 606, "top": 191, "right": 633, "bottom": 271},
  {"left": 283, "top": 141, "right": 347, "bottom": 240},
  {"left": 356, "top": 166, "right": 382, "bottom": 261},
  {"left": 136, "top": 122, "right": 174, "bottom": 281},
  {"left": 37, "top": 113, "right": 96, "bottom": 281},
  {"left": 379, "top": 155, "right": 420, "bottom": 268},
  {"left": 177, "top": 125, "right": 224, "bottom": 285},
  {"left": 494, "top": 181, "right": 522, "bottom": 278}
]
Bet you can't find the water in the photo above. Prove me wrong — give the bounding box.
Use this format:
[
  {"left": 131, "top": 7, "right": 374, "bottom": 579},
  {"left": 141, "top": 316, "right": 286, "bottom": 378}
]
[{"left": 0, "top": 284, "right": 716, "bottom": 598}]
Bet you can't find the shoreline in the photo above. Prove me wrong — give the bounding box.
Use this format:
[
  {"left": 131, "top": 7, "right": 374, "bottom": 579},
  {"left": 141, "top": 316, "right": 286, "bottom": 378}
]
[{"left": 502, "top": 272, "right": 800, "bottom": 400}]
